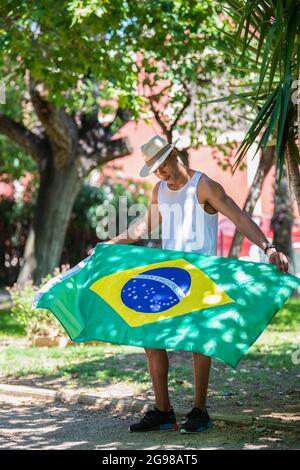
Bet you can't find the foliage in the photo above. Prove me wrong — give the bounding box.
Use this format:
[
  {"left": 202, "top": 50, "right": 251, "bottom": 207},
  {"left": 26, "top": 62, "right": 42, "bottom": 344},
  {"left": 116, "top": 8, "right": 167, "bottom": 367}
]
[
  {"left": 0, "top": 1, "right": 247, "bottom": 138},
  {"left": 125, "top": 2, "right": 249, "bottom": 154},
  {"left": 0, "top": 308, "right": 25, "bottom": 337},
  {"left": 7, "top": 272, "right": 67, "bottom": 339},
  {"left": 0, "top": 175, "right": 37, "bottom": 285},
  {"left": 0, "top": 140, "right": 37, "bottom": 179},
  {"left": 64, "top": 172, "right": 152, "bottom": 264},
  {"left": 212, "top": 0, "right": 300, "bottom": 177},
  {"left": 0, "top": 1, "right": 140, "bottom": 112},
  {"left": 0, "top": 1, "right": 221, "bottom": 116},
  {"left": 0, "top": 1, "right": 250, "bottom": 268},
  {"left": 0, "top": 173, "right": 152, "bottom": 283}
]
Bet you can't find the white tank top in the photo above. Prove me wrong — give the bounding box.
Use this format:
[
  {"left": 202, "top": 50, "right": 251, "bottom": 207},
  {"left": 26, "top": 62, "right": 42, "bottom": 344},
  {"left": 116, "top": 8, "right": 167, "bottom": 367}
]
[{"left": 157, "top": 170, "right": 218, "bottom": 255}]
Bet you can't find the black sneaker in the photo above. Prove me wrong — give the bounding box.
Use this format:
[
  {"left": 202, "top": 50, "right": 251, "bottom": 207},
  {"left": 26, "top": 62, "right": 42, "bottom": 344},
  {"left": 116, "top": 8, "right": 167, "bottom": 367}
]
[
  {"left": 128, "top": 406, "right": 178, "bottom": 432},
  {"left": 179, "top": 407, "right": 214, "bottom": 433}
]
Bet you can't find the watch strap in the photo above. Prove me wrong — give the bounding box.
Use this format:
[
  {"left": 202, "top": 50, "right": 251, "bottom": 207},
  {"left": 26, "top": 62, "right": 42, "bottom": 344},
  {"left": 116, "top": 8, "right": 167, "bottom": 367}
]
[{"left": 264, "top": 243, "right": 276, "bottom": 255}]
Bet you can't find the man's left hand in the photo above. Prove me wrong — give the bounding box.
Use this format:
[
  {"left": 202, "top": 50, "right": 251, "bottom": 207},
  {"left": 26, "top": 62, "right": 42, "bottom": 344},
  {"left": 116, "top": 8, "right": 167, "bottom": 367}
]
[{"left": 267, "top": 249, "right": 289, "bottom": 273}]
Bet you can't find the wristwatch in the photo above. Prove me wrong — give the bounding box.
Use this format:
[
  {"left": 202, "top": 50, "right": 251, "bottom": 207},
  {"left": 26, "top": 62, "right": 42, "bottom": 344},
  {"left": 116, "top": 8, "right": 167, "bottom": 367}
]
[{"left": 263, "top": 242, "right": 276, "bottom": 255}]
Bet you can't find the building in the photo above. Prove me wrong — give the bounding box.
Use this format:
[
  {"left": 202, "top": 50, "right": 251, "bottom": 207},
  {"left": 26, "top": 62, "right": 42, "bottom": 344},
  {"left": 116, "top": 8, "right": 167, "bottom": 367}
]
[{"left": 104, "top": 118, "right": 300, "bottom": 260}]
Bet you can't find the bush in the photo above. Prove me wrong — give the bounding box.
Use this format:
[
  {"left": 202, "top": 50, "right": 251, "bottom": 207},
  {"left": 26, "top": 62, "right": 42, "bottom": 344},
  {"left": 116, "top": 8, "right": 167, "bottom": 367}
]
[
  {"left": 1, "top": 173, "right": 153, "bottom": 285},
  {"left": 7, "top": 265, "right": 71, "bottom": 341},
  {"left": 63, "top": 178, "right": 153, "bottom": 265}
]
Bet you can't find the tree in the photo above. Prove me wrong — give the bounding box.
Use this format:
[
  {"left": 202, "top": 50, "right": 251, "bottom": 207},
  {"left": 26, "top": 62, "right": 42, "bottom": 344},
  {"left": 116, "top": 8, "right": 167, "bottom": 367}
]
[
  {"left": 214, "top": 0, "right": 300, "bottom": 212},
  {"left": 139, "top": 49, "right": 248, "bottom": 165},
  {"left": 229, "top": 145, "right": 275, "bottom": 258},
  {"left": 0, "top": 79, "right": 132, "bottom": 286},
  {"left": 0, "top": 1, "right": 146, "bottom": 284},
  {"left": 1, "top": 0, "right": 230, "bottom": 284},
  {"left": 271, "top": 161, "right": 295, "bottom": 269}
]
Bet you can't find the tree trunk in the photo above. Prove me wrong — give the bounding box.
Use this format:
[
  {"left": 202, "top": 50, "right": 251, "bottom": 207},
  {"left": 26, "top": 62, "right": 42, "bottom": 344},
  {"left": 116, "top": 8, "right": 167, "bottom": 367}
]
[
  {"left": 285, "top": 134, "right": 300, "bottom": 215},
  {"left": 297, "top": 68, "right": 300, "bottom": 157},
  {"left": 270, "top": 159, "right": 294, "bottom": 272},
  {"left": 17, "top": 155, "right": 83, "bottom": 285},
  {"left": 1, "top": 77, "right": 132, "bottom": 287},
  {"left": 228, "top": 145, "right": 275, "bottom": 258}
]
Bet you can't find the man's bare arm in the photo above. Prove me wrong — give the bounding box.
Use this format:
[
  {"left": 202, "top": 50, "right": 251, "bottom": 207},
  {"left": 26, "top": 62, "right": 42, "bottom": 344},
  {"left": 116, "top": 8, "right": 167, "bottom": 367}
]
[{"left": 203, "top": 177, "right": 289, "bottom": 273}]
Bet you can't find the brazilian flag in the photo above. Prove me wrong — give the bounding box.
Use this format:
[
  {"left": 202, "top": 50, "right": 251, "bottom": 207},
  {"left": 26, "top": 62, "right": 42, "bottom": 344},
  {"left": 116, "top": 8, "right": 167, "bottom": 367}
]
[{"left": 31, "top": 243, "right": 300, "bottom": 367}]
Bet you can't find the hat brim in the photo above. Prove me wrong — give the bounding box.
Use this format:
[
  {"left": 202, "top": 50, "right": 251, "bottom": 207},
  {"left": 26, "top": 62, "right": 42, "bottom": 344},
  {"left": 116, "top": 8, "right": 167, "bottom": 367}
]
[{"left": 139, "top": 138, "right": 180, "bottom": 177}]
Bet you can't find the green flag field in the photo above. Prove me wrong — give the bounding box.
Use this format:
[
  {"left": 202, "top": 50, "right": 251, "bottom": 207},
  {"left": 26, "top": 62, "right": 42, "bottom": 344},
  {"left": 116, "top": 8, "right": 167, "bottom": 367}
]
[{"left": 32, "top": 243, "right": 300, "bottom": 367}]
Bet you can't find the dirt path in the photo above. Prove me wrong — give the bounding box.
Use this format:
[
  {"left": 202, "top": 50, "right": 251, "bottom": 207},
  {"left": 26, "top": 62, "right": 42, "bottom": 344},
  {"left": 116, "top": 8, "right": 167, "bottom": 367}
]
[{"left": 0, "top": 394, "right": 298, "bottom": 450}]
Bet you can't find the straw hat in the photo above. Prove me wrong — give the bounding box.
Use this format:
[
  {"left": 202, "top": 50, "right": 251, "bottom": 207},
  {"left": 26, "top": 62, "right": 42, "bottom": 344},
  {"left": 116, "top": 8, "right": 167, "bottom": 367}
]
[{"left": 139, "top": 135, "right": 180, "bottom": 177}]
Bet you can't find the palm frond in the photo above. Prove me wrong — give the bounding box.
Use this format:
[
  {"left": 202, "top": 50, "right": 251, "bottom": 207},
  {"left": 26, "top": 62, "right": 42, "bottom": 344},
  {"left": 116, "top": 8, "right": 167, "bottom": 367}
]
[{"left": 217, "top": 0, "right": 299, "bottom": 179}]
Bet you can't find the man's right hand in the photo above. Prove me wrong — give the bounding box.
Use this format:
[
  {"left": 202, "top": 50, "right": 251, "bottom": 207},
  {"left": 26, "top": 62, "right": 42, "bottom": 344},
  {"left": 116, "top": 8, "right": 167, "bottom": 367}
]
[
  {"left": 88, "top": 242, "right": 102, "bottom": 256},
  {"left": 88, "top": 240, "right": 114, "bottom": 256},
  {"left": 88, "top": 247, "right": 95, "bottom": 256}
]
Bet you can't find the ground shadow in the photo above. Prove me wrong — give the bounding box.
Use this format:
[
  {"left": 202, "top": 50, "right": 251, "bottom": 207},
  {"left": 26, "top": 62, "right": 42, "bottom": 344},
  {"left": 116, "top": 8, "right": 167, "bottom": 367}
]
[{"left": 0, "top": 397, "right": 298, "bottom": 450}]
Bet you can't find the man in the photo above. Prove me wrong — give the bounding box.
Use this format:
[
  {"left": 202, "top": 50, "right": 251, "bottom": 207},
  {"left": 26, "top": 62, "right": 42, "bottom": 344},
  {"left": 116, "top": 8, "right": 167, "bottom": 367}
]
[{"left": 90, "top": 135, "right": 289, "bottom": 434}]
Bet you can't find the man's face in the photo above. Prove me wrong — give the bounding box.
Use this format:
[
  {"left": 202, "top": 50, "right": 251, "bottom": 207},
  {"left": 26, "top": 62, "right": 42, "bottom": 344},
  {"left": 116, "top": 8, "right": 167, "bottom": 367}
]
[{"left": 153, "top": 150, "right": 177, "bottom": 181}]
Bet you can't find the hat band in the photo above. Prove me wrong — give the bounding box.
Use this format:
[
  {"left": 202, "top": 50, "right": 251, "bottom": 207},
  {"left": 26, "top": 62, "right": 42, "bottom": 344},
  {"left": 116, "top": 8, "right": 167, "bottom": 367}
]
[{"left": 143, "top": 144, "right": 173, "bottom": 167}]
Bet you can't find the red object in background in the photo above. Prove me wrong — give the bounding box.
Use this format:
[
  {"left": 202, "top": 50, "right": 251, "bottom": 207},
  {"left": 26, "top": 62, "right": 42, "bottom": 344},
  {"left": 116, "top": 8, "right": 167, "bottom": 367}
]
[
  {"left": 1, "top": 171, "right": 300, "bottom": 257},
  {"left": 0, "top": 180, "right": 14, "bottom": 200},
  {"left": 218, "top": 215, "right": 300, "bottom": 257},
  {"left": 292, "top": 220, "right": 300, "bottom": 244}
]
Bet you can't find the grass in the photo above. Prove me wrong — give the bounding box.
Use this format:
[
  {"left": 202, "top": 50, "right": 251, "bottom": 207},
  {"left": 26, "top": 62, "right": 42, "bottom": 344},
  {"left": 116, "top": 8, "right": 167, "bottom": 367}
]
[
  {"left": 0, "top": 342, "right": 192, "bottom": 387},
  {"left": 0, "top": 296, "right": 299, "bottom": 339},
  {"left": 0, "top": 343, "right": 147, "bottom": 383},
  {"left": 0, "top": 309, "right": 25, "bottom": 337},
  {"left": 267, "top": 297, "right": 300, "bottom": 332},
  {"left": 0, "top": 296, "right": 299, "bottom": 396},
  {"left": 0, "top": 330, "right": 299, "bottom": 389}
]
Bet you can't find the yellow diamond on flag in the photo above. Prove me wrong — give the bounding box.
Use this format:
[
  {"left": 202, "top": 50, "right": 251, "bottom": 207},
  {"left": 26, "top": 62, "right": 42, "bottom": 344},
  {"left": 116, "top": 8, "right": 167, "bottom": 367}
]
[{"left": 89, "top": 258, "right": 235, "bottom": 327}]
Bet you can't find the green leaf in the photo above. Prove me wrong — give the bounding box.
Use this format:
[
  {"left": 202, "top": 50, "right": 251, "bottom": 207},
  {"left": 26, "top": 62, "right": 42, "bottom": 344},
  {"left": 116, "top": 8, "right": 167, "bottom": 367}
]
[
  {"left": 254, "top": 21, "right": 276, "bottom": 103},
  {"left": 232, "top": 88, "right": 278, "bottom": 171},
  {"left": 276, "top": 71, "right": 292, "bottom": 160},
  {"left": 260, "top": 83, "right": 281, "bottom": 150},
  {"left": 283, "top": 5, "right": 298, "bottom": 78},
  {"left": 256, "top": 7, "right": 271, "bottom": 66}
]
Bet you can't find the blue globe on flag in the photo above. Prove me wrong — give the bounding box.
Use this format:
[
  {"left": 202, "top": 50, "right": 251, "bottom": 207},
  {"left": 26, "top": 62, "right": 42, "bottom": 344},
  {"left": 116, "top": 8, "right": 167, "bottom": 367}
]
[{"left": 121, "top": 267, "right": 191, "bottom": 313}]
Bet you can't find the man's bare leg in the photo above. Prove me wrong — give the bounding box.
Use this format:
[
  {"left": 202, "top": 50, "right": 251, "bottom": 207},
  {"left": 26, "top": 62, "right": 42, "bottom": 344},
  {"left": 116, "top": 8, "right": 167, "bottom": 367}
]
[
  {"left": 144, "top": 348, "right": 172, "bottom": 412},
  {"left": 192, "top": 352, "right": 211, "bottom": 412}
]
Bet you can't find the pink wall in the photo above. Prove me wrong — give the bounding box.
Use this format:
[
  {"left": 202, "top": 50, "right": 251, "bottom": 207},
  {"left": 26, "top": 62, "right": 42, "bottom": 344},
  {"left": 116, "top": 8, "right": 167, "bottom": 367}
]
[
  {"left": 114, "top": 120, "right": 251, "bottom": 221},
  {"left": 113, "top": 119, "right": 300, "bottom": 222},
  {"left": 188, "top": 146, "right": 248, "bottom": 220}
]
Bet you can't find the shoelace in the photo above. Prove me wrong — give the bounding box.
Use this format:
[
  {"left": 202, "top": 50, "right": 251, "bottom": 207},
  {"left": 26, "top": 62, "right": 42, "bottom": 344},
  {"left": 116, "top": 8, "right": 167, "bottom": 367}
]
[
  {"left": 140, "top": 410, "right": 157, "bottom": 424},
  {"left": 185, "top": 407, "right": 208, "bottom": 420},
  {"left": 141, "top": 408, "right": 173, "bottom": 424}
]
